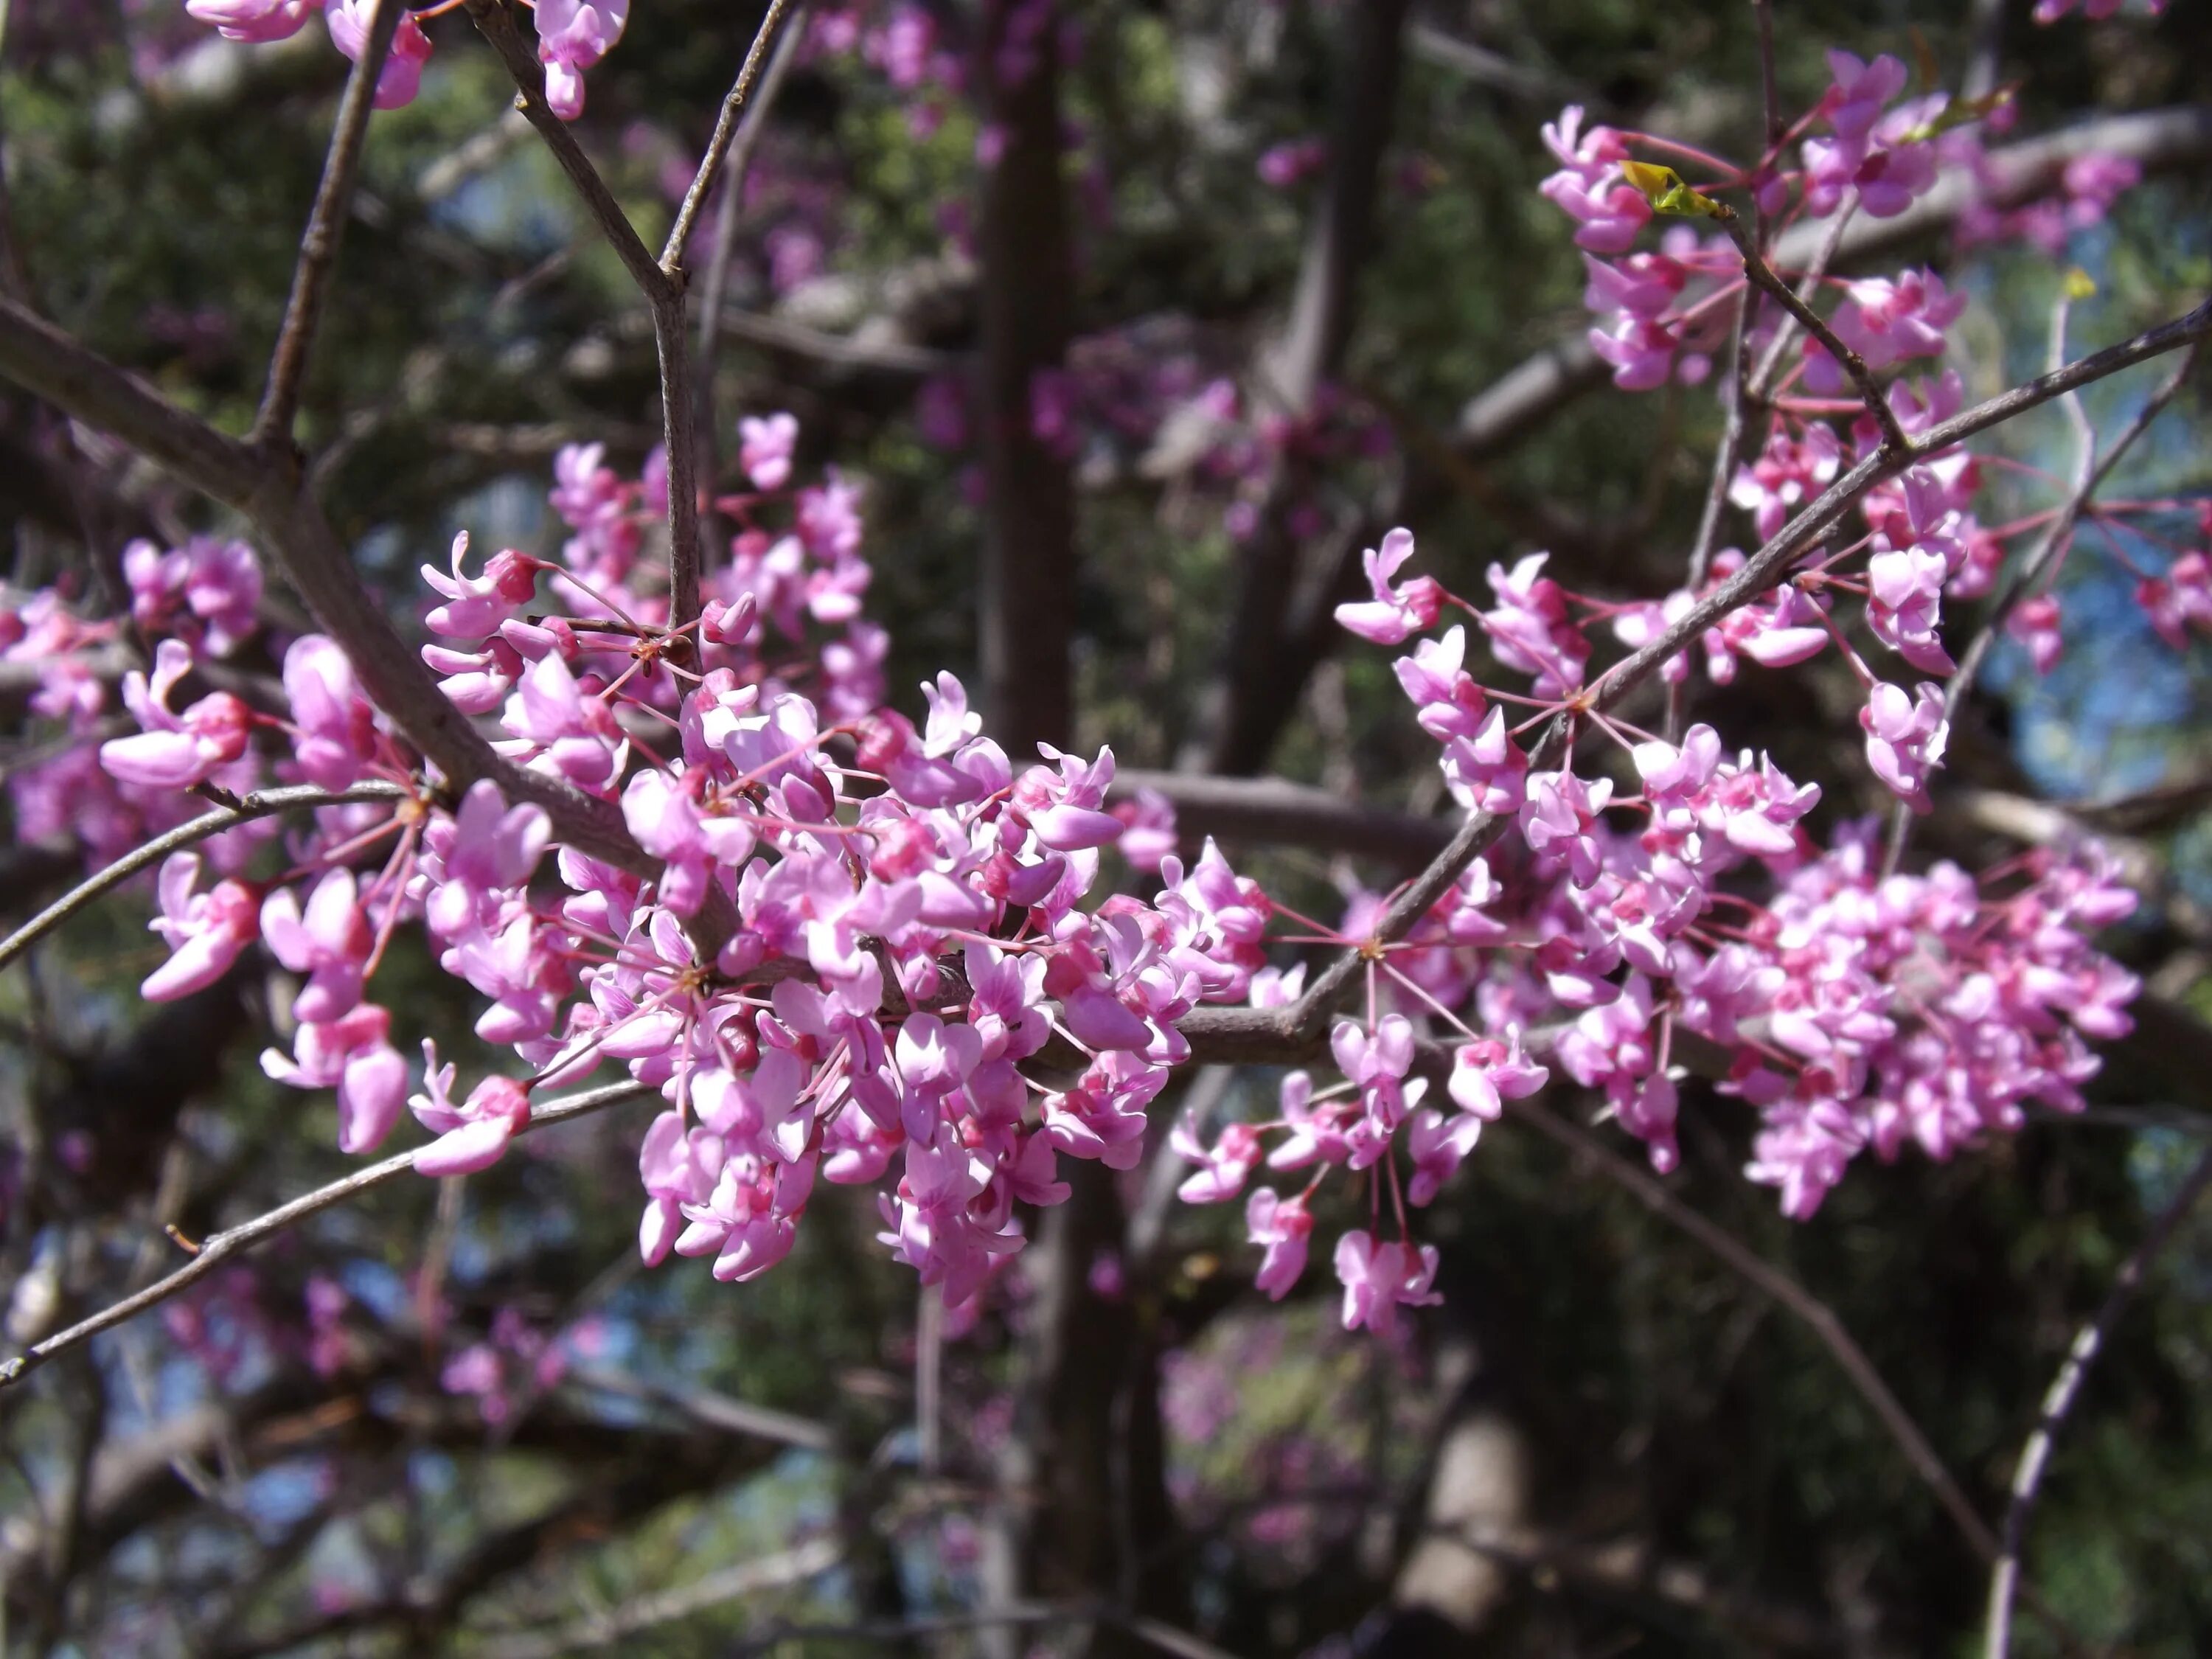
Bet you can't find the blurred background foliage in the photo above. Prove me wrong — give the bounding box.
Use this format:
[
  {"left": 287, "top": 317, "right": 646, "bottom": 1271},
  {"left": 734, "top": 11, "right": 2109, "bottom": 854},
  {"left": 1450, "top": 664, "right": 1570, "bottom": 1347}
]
[{"left": 1, "top": 0, "right": 2210, "bottom": 1655}]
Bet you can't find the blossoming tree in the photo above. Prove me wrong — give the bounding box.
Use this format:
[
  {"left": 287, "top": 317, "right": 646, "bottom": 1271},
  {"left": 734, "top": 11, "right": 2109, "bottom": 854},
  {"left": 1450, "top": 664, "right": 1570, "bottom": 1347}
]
[{"left": 0, "top": 0, "right": 2208, "bottom": 1652}]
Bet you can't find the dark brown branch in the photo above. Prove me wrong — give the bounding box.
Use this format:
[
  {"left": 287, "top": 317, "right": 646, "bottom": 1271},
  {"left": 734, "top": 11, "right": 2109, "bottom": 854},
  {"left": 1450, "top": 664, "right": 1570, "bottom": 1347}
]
[
  {"left": 0, "top": 1079, "right": 653, "bottom": 1388},
  {"left": 661, "top": 0, "right": 804, "bottom": 272},
  {"left": 0, "top": 295, "right": 262, "bottom": 504},
  {"left": 253, "top": 0, "right": 401, "bottom": 443},
  {"left": 459, "top": 0, "right": 671, "bottom": 305},
  {"left": 1188, "top": 0, "right": 1410, "bottom": 776},
  {"left": 1108, "top": 768, "right": 1451, "bottom": 869},
  {"left": 694, "top": 4, "right": 813, "bottom": 527},
  {"left": 1984, "top": 1141, "right": 2212, "bottom": 1659},
  {"left": 1502, "top": 1091, "right": 2003, "bottom": 1565},
  {"left": 0, "top": 782, "right": 408, "bottom": 977},
  {"left": 0, "top": 296, "right": 661, "bottom": 879},
  {"left": 1719, "top": 209, "right": 1910, "bottom": 456},
  {"left": 975, "top": 1, "right": 1078, "bottom": 754}
]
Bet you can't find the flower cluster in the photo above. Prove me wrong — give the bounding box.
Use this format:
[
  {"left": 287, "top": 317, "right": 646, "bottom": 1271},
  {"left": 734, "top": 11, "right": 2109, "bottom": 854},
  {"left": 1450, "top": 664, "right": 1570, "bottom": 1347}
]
[
  {"left": 181, "top": 0, "right": 627, "bottom": 117},
  {"left": 8, "top": 13, "right": 2191, "bottom": 1340}
]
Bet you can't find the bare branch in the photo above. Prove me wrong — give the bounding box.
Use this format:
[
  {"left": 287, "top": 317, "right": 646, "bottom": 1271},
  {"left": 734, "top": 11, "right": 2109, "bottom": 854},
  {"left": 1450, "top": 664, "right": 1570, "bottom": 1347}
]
[
  {"left": 662, "top": 0, "right": 804, "bottom": 273},
  {"left": 1719, "top": 209, "right": 1911, "bottom": 455},
  {"left": 0, "top": 295, "right": 262, "bottom": 505},
  {"left": 0, "top": 782, "right": 409, "bottom": 978},
  {"left": 1108, "top": 768, "right": 1450, "bottom": 869},
  {"left": 0, "top": 243, "right": 698, "bottom": 909},
  {"left": 0, "top": 1079, "right": 654, "bottom": 1389},
  {"left": 1902, "top": 335, "right": 2202, "bottom": 877},
  {"left": 565, "top": 1364, "right": 836, "bottom": 1455},
  {"left": 1983, "top": 1141, "right": 2212, "bottom": 1659},
  {"left": 459, "top": 0, "right": 670, "bottom": 304},
  {"left": 1502, "top": 1090, "right": 2003, "bottom": 1563},
  {"left": 694, "top": 5, "right": 812, "bottom": 526},
  {"left": 253, "top": 0, "right": 401, "bottom": 444},
  {"left": 477, "top": 1537, "right": 841, "bottom": 1659}
]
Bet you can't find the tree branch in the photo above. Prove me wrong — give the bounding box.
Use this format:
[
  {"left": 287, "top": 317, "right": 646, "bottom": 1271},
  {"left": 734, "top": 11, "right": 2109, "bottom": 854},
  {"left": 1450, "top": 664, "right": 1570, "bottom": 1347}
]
[
  {"left": 0, "top": 1079, "right": 653, "bottom": 1389},
  {"left": 1447, "top": 107, "right": 2212, "bottom": 461},
  {"left": 661, "top": 0, "right": 804, "bottom": 274},
  {"left": 1107, "top": 768, "right": 1451, "bottom": 869},
  {"left": 1500, "top": 1089, "right": 2003, "bottom": 1565},
  {"left": 1718, "top": 209, "right": 1910, "bottom": 456},
  {"left": 0, "top": 782, "right": 408, "bottom": 978},
  {"left": 694, "top": 3, "right": 813, "bottom": 532},
  {"left": 476, "top": 1537, "right": 841, "bottom": 1659},
  {"left": 253, "top": 0, "right": 400, "bottom": 444},
  {"left": 1179, "top": 295, "right": 2212, "bottom": 1057},
  {"left": 459, "top": 0, "right": 670, "bottom": 305},
  {"left": 1983, "top": 1141, "right": 2212, "bottom": 1659},
  {"left": 1894, "top": 337, "right": 2203, "bottom": 873}
]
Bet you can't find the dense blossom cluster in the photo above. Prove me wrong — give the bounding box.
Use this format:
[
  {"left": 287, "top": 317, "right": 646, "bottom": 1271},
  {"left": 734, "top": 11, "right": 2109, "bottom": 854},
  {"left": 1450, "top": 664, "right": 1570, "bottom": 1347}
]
[
  {"left": 182, "top": 0, "right": 623, "bottom": 116},
  {"left": 8, "top": 6, "right": 2199, "bottom": 1338}
]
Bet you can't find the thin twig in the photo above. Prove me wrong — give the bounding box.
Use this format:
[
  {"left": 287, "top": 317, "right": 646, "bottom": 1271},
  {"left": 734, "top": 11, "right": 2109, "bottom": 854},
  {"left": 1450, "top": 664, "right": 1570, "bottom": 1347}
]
[
  {"left": 1750, "top": 0, "right": 1780, "bottom": 249},
  {"left": 0, "top": 782, "right": 410, "bottom": 976},
  {"left": 253, "top": 0, "right": 401, "bottom": 443},
  {"left": 1503, "top": 1092, "right": 2001, "bottom": 1558},
  {"left": 476, "top": 1537, "right": 841, "bottom": 1659},
  {"left": 1748, "top": 203, "right": 1854, "bottom": 401},
  {"left": 651, "top": 296, "right": 705, "bottom": 632},
  {"left": 1888, "top": 334, "right": 2202, "bottom": 876},
  {"left": 1180, "top": 296, "right": 2212, "bottom": 1061},
  {"left": 661, "top": 0, "right": 804, "bottom": 272},
  {"left": 1666, "top": 283, "right": 1754, "bottom": 740},
  {"left": 1983, "top": 1141, "right": 2212, "bottom": 1659},
  {"left": 694, "top": 1, "right": 811, "bottom": 537},
  {"left": 459, "top": 0, "right": 670, "bottom": 304},
  {"left": 0, "top": 1079, "right": 653, "bottom": 1388},
  {"left": 1719, "top": 208, "right": 1910, "bottom": 455}
]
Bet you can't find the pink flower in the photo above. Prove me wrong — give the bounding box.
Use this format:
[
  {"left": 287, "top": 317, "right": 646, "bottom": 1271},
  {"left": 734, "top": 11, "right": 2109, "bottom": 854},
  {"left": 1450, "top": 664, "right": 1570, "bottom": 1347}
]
[
  {"left": 1588, "top": 313, "right": 1680, "bottom": 392},
  {"left": 1538, "top": 106, "right": 1650, "bottom": 254},
  {"left": 327, "top": 0, "right": 437, "bottom": 111},
  {"left": 737, "top": 411, "right": 800, "bottom": 493},
  {"left": 1405, "top": 1107, "right": 1482, "bottom": 1206},
  {"left": 1109, "top": 786, "right": 1178, "bottom": 873},
  {"left": 1171, "top": 1118, "right": 1262, "bottom": 1204},
  {"left": 1245, "top": 1188, "right": 1313, "bottom": 1299},
  {"left": 1447, "top": 1031, "right": 1548, "bottom": 1119},
  {"left": 262, "top": 870, "right": 375, "bottom": 1024},
  {"left": 2138, "top": 552, "right": 2212, "bottom": 648},
  {"left": 1333, "top": 1230, "right": 1442, "bottom": 1335},
  {"left": 1257, "top": 137, "right": 1327, "bottom": 188},
  {"left": 411, "top": 1043, "right": 533, "bottom": 1177},
  {"left": 262, "top": 1004, "right": 408, "bottom": 1154},
  {"left": 1860, "top": 681, "right": 1950, "bottom": 810},
  {"left": 144, "top": 853, "right": 260, "bottom": 1001},
  {"left": 285, "top": 634, "right": 380, "bottom": 790},
  {"left": 100, "top": 641, "right": 253, "bottom": 790},
  {"left": 1808, "top": 270, "right": 1965, "bottom": 389},
  {"left": 1331, "top": 1015, "right": 1425, "bottom": 1147},
  {"left": 535, "top": 0, "right": 630, "bottom": 119},
  {"left": 185, "top": 0, "right": 316, "bottom": 44},
  {"left": 2007, "top": 595, "right": 2064, "bottom": 675},
  {"left": 1482, "top": 552, "right": 1587, "bottom": 696},
  {"left": 1518, "top": 768, "right": 1612, "bottom": 888},
  {"left": 422, "top": 532, "right": 538, "bottom": 639},
  {"left": 1335, "top": 528, "right": 1444, "bottom": 646},
  {"left": 122, "top": 536, "right": 262, "bottom": 656}
]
